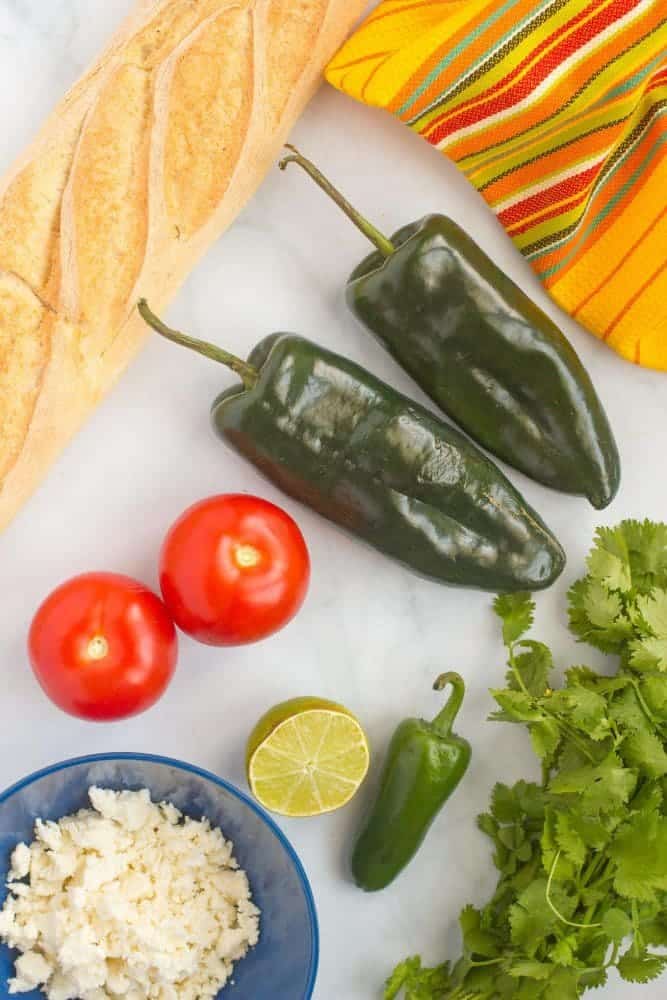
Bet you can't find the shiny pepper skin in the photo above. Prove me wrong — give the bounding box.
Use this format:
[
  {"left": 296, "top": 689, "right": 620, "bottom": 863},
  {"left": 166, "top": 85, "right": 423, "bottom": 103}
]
[
  {"left": 352, "top": 672, "right": 471, "bottom": 892},
  {"left": 213, "top": 333, "right": 565, "bottom": 592},
  {"left": 138, "top": 303, "right": 565, "bottom": 593},
  {"left": 279, "top": 150, "right": 621, "bottom": 510},
  {"left": 349, "top": 215, "right": 620, "bottom": 510}
]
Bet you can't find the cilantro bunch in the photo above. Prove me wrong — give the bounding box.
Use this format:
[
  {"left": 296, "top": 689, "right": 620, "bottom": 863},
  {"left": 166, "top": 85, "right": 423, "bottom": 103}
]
[{"left": 387, "top": 521, "right": 667, "bottom": 999}]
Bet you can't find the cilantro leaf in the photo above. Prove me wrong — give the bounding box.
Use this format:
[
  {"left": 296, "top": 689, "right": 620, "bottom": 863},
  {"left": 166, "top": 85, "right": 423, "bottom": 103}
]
[
  {"left": 642, "top": 675, "right": 667, "bottom": 715},
  {"left": 543, "top": 968, "right": 581, "bottom": 999},
  {"left": 509, "top": 641, "right": 553, "bottom": 697},
  {"left": 477, "top": 812, "right": 498, "bottom": 840},
  {"left": 514, "top": 781, "right": 547, "bottom": 820},
  {"left": 568, "top": 579, "right": 633, "bottom": 652},
  {"left": 611, "top": 811, "right": 667, "bottom": 901},
  {"left": 617, "top": 949, "right": 667, "bottom": 983},
  {"left": 490, "top": 690, "right": 544, "bottom": 723},
  {"left": 555, "top": 811, "right": 587, "bottom": 867},
  {"left": 636, "top": 589, "right": 667, "bottom": 637},
  {"left": 566, "top": 686, "right": 610, "bottom": 739},
  {"left": 550, "top": 753, "right": 636, "bottom": 815},
  {"left": 621, "top": 520, "right": 667, "bottom": 593},
  {"left": 546, "top": 685, "right": 610, "bottom": 742},
  {"left": 530, "top": 718, "right": 561, "bottom": 762},
  {"left": 609, "top": 685, "right": 647, "bottom": 733},
  {"left": 630, "top": 636, "right": 667, "bottom": 672},
  {"left": 384, "top": 958, "right": 450, "bottom": 999},
  {"left": 623, "top": 726, "right": 667, "bottom": 778},
  {"left": 568, "top": 815, "right": 610, "bottom": 852},
  {"left": 586, "top": 536, "right": 631, "bottom": 592},
  {"left": 601, "top": 908, "right": 633, "bottom": 943},
  {"left": 459, "top": 905, "right": 500, "bottom": 959},
  {"left": 509, "top": 879, "right": 558, "bottom": 956},
  {"left": 550, "top": 937, "right": 575, "bottom": 966},
  {"left": 640, "top": 918, "right": 667, "bottom": 947},
  {"left": 494, "top": 592, "right": 535, "bottom": 645},
  {"left": 588, "top": 521, "right": 667, "bottom": 595},
  {"left": 507, "top": 960, "right": 553, "bottom": 980},
  {"left": 584, "top": 581, "right": 624, "bottom": 630}
]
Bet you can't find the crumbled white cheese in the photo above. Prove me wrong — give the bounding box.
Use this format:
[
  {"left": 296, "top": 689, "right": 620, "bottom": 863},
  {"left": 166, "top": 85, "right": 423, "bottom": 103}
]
[
  {"left": 9, "top": 844, "right": 31, "bottom": 881},
  {"left": 0, "top": 787, "right": 260, "bottom": 999}
]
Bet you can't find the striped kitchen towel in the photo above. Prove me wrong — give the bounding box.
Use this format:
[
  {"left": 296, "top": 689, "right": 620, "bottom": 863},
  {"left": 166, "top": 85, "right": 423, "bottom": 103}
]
[{"left": 327, "top": 0, "right": 667, "bottom": 369}]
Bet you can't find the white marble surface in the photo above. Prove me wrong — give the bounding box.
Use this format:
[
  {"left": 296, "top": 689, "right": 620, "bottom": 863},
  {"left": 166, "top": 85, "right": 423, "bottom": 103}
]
[{"left": 0, "top": 2, "right": 666, "bottom": 998}]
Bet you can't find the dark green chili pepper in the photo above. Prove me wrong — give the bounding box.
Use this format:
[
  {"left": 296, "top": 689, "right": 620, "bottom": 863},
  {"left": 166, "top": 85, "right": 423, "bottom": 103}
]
[
  {"left": 279, "top": 148, "right": 620, "bottom": 511},
  {"left": 138, "top": 301, "right": 564, "bottom": 592},
  {"left": 352, "top": 672, "right": 471, "bottom": 892}
]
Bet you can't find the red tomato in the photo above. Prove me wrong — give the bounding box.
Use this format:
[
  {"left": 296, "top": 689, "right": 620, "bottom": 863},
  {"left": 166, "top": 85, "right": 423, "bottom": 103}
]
[
  {"left": 160, "top": 495, "right": 310, "bottom": 646},
  {"left": 29, "top": 573, "right": 178, "bottom": 722}
]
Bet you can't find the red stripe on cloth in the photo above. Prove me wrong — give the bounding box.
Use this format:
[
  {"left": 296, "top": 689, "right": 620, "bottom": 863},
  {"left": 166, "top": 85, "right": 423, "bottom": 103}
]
[
  {"left": 425, "top": 0, "right": 641, "bottom": 145},
  {"left": 498, "top": 160, "right": 601, "bottom": 227},
  {"left": 507, "top": 189, "right": 590, "bottom": 236},
  {"left": 535, "top": 110, "right": 667, "bottom": 279},
  {"left": 423, "top": 0, "right": 610, "bottom": 136}
]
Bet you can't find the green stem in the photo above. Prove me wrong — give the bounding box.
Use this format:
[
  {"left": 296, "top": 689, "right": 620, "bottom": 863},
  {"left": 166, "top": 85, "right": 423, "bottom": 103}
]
[
  {"left": 581, "top": 854, "right": 604, "bottom": 888},
  {"left": 509, "top": 642, "right": 595, "bottom": 762},
  {"left": 468, "top": 958, "right": 503, "bottom": 968},
  {"left": 548, "top": 715, "right": 597, "bottom": 762},
  {"left": 137, "top": 300, "right": 258, "bottom": 390},
  {"left": 606, "top": 941, "right": 621, "bottom": 969},
  {"left": 431, "top": 673, "right": 466, "bottom": 738},
  {"left": 279, "top": 145, "right": 396, "bottom": 259},
  {"left": 508, "top": 643, "right": 530, "bottom": 697},
  {"left": 546, "top": 852, "right": 602, "bottom": 929},
  {"left": 632, "top": 900, "right": 641, "bottom": 957},
  {"left": 509, "top": 642, "right": 595, "bottom": 763},
  {"left": 630, "top": 678, "right": 659, "bottom": 727}
]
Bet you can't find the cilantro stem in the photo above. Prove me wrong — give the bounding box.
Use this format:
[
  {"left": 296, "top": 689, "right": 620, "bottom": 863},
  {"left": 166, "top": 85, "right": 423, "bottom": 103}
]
[
  {"left": 630, "top": 678, "right": 660, "bottom": 727},
  {"left": 582, "top": 854, "right": 608, "bottom": 887},
  {"left": 605, "top": 942, "right": 621, "bottom": 969},
  {"left": 509, "top": 641, "right": 595, "bottom": 762},
  {"left": 544, "top": 713, "right": 597, "bottom": 763},
  {"left": 632, "top": 900, "right": 641, "bottom": 957},
  {"left": 546, "top": 852, "right": 602, "bottom": 929},
  {"left": 468, "top": 958, "right": 503, "bottom": 968},
  {"left": 508, "top": 642, "right": 530, "bottom": 697}
]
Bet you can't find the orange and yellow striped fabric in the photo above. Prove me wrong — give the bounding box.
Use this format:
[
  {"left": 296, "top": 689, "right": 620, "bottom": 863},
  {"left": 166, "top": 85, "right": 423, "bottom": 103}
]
[{"left": 327, "top": 0, "right": 667, "bottom": 369}]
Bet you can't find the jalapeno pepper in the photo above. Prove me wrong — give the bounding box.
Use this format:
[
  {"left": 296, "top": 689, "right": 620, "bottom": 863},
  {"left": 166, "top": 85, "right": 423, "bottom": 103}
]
[
  {"left": 138, "top": 302, "right": 564, "bottom": 593},
  {"left": 279, "top": 148, "right": 620, "bottom": 511},
  {"left": 352, "top": 672, "right": 471, "bottom": 892}
]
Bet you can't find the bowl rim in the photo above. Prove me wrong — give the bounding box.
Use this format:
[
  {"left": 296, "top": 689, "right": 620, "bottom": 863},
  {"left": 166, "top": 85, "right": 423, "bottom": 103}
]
[{"left": 0, "top": 751, "right": 320, "bottom": 1000}]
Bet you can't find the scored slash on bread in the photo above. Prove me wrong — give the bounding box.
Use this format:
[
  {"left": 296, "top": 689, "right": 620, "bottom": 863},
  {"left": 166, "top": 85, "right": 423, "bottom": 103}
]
[{"left": 0, "top": 0, "right": 366, "bottom": 533}]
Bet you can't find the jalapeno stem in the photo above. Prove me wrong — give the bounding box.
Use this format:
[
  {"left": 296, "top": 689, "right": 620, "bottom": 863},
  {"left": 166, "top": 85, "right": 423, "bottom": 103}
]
[
  {"left": 431, "top": 672, "right": 466, "bottom": 737},
  {"left": 138, "top": 300, "right": 258, "bottom": 390},
  {"left": 279, "top": 145, "right": 396, "bottom": 259}
]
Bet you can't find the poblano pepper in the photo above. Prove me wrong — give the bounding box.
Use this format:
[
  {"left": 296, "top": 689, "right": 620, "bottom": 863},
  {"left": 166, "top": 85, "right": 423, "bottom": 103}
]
[
  {"left": 279, "top": 148, "right": 621, "bottom": 511},
  {"left": 138, "top": 302, "right": 564, "bottom": 592},
  {"left": 352, "top": 672, "right": 471, "bottom": 892}
]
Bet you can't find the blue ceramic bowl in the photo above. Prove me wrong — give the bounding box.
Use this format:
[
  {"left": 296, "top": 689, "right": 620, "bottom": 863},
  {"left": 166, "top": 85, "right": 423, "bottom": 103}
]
[{"left": 0, "top": 753, "right": 318, "bottom": 1000}]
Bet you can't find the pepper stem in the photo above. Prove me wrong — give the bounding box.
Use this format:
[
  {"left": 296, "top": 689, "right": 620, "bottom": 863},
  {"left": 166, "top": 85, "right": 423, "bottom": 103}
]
[
  {"left": 279, "top": 145, "right": 396, "bottom": 259},
  {"left": 431, "top": 673, "right": 466, "bottom": 737},
  {"left": 138, "top": 300, "right": 258, "bottom": 390}
]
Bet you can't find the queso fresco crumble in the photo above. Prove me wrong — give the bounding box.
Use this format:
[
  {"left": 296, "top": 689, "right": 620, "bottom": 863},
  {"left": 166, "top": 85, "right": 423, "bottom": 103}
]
[{"left": 0, "top": 787, "right": 260, "bottom": 999}]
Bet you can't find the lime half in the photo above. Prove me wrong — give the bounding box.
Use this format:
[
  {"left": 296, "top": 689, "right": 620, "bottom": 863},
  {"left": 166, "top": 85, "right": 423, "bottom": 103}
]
[{"left": 246, "top": 697, "right": 370, "bottom": 817}]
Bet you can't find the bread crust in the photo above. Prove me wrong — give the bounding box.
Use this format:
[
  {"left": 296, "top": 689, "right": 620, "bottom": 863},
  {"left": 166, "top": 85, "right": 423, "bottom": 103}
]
[{"left": 0, "top": 0, "right": 365, "bottom": 531}]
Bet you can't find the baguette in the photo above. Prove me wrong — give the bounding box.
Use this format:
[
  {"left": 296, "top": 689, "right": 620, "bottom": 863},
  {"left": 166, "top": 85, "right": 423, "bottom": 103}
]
[{"left": 0, "top": 0, "right": 366, "bottom": 532}]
